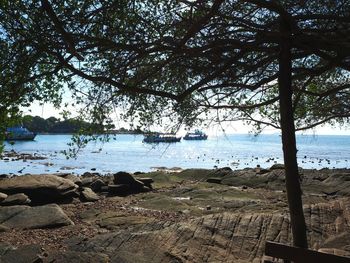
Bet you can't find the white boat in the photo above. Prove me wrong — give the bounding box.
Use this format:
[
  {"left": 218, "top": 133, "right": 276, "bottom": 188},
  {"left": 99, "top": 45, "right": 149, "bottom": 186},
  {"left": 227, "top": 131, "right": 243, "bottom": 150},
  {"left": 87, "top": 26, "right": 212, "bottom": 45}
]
[{"left": 183, "top": 130, "right": 208, "bottom": 140}]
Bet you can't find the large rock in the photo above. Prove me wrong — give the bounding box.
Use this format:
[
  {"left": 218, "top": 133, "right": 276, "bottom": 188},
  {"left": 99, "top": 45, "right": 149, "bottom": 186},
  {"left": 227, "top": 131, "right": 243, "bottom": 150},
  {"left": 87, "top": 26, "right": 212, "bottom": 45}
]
[
  {"left": 206, "top": 178, "right": 222, "bottom": 184},
  {"left": 80, "top": 187, "right": 99, "bottom": 202},
  {"left": 0, "top": 244, "right": 42, "bottom": 263},
  {"left": 42, "top": 251, "right": 110, "bottom": 263},
  {"left": 0, "top": 242, "right": 15, "bottom": 256},
  {"left": 0, "top": 225, "right": 9, "bottom": 232},
  {"left": 270, "top": 163, "right": 285, "bottom": 170},
  {"left": 1, "top": 247, "right": 109, "bottom": 263},
  {"left": 113, "top": 172, "right": 145, "bottom": 192},
  {"left": 211, "top": 167, "right": 233, "bottom": 177},
  {"left": 81, "top": 177, "right": 94, "bottom": 187},
  {"left": 0, "top": 174, "right": 78, "bottom": 204},
  {"left": 108, "top": 184, "right": 130, "bottom": 196},
  {"left": 1, "top": 193, "right": 31, "bottom": 206},
  {"left": 56, "top": 173, "right": 82, "bottom": 186},
  {"left": 137, "top": 178, "right": 154, "bottom": 189},
  {"left": 90, "top": 179, "right": 106, "bottom": 192},
  {"left": 320, "top": 173, "right": 350, "bottom": 196},
  {"left": 66, "top": 199, "right": 350, "bottom": 263},
  {"left": 0, "top": 204, "right": 74, "bottom": 229},
  {"left": 0, "top": 192, "right": 8, "bottom": 202}
]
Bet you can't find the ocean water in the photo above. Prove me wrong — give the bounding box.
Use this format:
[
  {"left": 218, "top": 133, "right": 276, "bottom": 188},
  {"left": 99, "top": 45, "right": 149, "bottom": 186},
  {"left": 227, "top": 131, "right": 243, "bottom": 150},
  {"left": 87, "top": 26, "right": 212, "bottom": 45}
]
[{"left": 0, "top": 134, "right": 349, "bottom": 175}]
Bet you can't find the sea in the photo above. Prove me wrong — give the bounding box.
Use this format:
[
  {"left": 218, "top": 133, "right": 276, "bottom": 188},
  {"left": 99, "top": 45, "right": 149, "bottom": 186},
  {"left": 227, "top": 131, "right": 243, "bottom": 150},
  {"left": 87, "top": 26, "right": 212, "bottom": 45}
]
[{"left": 1, "top": 134, "right": 349, "bottom": 175}]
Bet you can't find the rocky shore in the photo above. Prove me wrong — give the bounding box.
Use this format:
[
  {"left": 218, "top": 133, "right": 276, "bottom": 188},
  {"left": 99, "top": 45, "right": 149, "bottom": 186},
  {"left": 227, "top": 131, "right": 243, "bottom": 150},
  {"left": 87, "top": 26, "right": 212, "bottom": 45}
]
[{"left": 1, "top": 166, "right": 350, "bottom": 262}]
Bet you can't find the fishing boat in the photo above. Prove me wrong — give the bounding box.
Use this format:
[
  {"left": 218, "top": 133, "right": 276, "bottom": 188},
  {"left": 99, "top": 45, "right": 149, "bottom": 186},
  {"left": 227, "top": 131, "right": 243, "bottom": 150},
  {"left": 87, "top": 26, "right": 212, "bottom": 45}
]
[
  {"left": 143, "top": 133, "right": 181, "bottom": 143},
  {"left": 183, "top": 130, "right": 208, "bottom": 140},
  {"left": 5, "top": 126, "right": 36, "bottom": 141}
]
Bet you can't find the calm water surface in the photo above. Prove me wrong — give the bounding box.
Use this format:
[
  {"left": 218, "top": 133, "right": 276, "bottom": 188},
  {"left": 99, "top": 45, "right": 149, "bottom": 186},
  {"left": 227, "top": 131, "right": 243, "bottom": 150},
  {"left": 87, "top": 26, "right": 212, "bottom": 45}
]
[{"left": 1, "top": 134, "right": 349, "bottom": 175}]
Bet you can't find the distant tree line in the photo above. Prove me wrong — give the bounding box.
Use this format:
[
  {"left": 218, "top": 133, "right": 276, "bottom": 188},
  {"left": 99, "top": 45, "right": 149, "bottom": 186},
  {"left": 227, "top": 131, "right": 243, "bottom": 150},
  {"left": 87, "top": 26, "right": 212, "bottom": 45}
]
[
  {"left": 19, "top": 115, "right": 143, "bottom": 134},
  {"left": 20, "top": 115, "right": 92, "bottom": 134}
]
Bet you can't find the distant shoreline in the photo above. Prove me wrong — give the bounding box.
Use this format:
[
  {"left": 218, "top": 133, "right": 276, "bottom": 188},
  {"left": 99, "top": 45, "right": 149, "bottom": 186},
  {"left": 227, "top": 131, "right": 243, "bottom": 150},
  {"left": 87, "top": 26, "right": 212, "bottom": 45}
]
[{"left": 35, "top": 131, "right": 144, "bottom": 135}]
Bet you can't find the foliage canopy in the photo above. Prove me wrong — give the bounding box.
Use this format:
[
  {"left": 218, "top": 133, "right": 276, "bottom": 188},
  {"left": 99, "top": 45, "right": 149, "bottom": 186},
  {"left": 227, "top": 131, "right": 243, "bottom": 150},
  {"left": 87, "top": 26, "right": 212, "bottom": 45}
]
[{"left": 1, "top": 0, "right": 349, "bottom": 131}]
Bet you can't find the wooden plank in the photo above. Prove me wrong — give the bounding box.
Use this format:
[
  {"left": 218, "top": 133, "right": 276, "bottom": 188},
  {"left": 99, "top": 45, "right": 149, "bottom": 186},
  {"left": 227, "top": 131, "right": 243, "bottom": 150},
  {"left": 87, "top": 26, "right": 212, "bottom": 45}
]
[{"left": 265, "top": 241, "right": 350, "bottom": 263}]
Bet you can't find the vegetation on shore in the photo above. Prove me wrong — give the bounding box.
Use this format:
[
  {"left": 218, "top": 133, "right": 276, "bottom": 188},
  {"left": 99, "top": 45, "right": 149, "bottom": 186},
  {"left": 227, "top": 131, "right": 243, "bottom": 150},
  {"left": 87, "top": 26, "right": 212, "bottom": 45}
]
[{"left": 18, "top": 115, "right": 143, "bottom": 135}]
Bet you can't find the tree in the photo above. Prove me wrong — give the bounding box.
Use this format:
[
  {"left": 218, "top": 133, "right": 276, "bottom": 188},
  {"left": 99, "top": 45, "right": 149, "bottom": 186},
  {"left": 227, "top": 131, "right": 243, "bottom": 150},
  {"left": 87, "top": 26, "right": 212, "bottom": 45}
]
[{"left": 1, "top": 0, "right": 350, "bottom": 248}]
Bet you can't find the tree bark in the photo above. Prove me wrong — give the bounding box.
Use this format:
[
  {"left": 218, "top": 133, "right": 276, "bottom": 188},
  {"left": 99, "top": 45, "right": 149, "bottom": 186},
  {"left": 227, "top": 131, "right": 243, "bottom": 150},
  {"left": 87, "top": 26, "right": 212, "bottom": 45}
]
[{"left": 278, "top": 18, "right": 308, "bottom": 248}]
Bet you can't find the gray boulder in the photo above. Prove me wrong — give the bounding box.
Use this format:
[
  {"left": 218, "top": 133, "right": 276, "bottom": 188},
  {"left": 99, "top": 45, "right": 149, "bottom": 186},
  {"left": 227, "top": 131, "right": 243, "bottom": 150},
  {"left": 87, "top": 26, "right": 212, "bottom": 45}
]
[
  {"left": 42, "top": 251, "right": 110, "bottom": 263},
  {"left": 108, "top": 184, "right": 130, "bottom": 196},
  {"left": 206, "top": 178, "right": 222, "bottom": 184},
  {"left": 0, "top": 204, "right": 74, "bottom": 229},
  {"left": 212, "top": 167, "right": 233, "bottom": 176},
  {"left": 0, "top": 174, "right": 78, "bottom": 204},
  {"left": 80, "top": 187, "right": 99, "bottom": 202},
  {"left": 0, "top": 225, "right": 9, "bottom": 232},
  {"left": 90, "top": 179, "right": 106, "bottom": 192},
  {"left": 0, "top": 192, "right": 8, "bottom": 202},
  {"left": 137, "top": 178, "right": 154, "bottom": 189},
  {"left": 0, "top": 242, "right": 15, "bottom": 256},
  {"left": 81, "top": 177, "right": 94, "bottom": 187},
  {"left": 113, "top": 172, "right": 145, "bottom": 190},
  {"left": 1, "top": 193, "right": 31, "bottom": 206},
  {"left": 270, "top": 163, "right": 285, "bottom": 170},
  {"left": 0, "top": 244, "right": 42, "bottom": 263},
  {"left": 56, "top": 173, "right": 82, "bottom": 186}
]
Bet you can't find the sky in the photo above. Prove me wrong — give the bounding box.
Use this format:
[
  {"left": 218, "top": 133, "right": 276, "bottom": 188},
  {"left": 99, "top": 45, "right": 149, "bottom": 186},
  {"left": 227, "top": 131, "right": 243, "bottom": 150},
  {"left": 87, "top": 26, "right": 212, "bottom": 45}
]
[{"left": 23, "top": 101, "right": 350, "bottom": 136}]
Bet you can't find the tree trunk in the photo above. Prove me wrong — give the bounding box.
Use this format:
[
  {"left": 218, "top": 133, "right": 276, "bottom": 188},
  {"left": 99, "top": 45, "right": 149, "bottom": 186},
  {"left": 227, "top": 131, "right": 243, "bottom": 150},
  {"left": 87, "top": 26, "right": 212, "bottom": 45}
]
[{"left": 278, "top": 18, "right": 308, "bottom": 248}]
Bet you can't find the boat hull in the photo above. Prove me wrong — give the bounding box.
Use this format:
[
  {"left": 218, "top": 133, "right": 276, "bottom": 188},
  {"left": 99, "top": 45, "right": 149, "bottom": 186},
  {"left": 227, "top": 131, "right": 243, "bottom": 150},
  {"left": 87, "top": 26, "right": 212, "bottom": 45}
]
[
  {"left": 143, "top": 137, "right": 181, "bottom": 143},
  {"left": 5, "top": 126, "right": 37, "bottom": 141},
  {"left": 5, "top": 133, "right": 36, "bottom": 141},
  {"left": 183, "top": 135, "right": 208, "bottom": 140}
]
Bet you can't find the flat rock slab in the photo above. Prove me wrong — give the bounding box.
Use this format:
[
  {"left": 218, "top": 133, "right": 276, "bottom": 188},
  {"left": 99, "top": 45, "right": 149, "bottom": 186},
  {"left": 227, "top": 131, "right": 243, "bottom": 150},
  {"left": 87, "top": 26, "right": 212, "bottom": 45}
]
[
  {"left": 67, "top": 199, "right": 350, "bottom": 263},
  {"left": 0, "top": 244, "right": 42, "bottom": 263},
  {"left": 42, "top": 251, "right": 110, "bottom": 263},
  {"left": 79, "top": 209, "right": 154, "bottom": 230},
  {"left": 0, "top": 204, "right": 74, "bottom": 229},
  {"left": 1, "top": 193, "right": 31, "bottom": 206},
  {"left": 0, "top": 242, "right": 15, "bottom": 256},
  {"left": 0, "top": 174, "right": 78, "bottom": 204}
]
